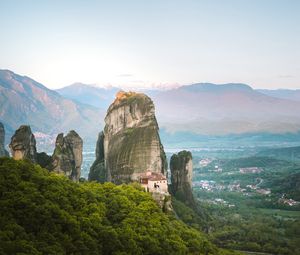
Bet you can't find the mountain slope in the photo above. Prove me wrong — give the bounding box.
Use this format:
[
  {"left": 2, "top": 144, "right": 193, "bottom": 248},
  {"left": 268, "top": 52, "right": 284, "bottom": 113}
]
[
  {"left": 56, "top": 83, "right": 119, "bottom": 109},
  {"left": 0, "top": 157, "right": 229, "bottom": 255},
  {"left": 257, "top": 89, "right": 300, "bottom": 102},
  {"left": 152, "top": 83, "right": 300, "bottom": 134},
  {"left": 0, "top": 70, "right": 104, "bottom": 139},
  {"left": 257, "top": 146, "right": 300, "bottom": 162},
  {"left": 56, "top": 82, "right": 300, "bottom": 135}
]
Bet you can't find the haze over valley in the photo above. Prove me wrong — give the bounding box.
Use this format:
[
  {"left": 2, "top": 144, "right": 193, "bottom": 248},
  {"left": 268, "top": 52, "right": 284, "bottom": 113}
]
[
  {"left": 1, "top": 1, "right": 300, "bottom": 254},
  {"left": 2, "top": 69, "right": 300, "bottom": 144}
]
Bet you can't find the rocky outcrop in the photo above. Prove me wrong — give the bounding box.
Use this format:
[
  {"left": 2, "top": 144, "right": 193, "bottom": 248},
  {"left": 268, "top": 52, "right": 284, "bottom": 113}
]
[
  {"left": 36, "top": 152, "right": 52, "bottom": 168},
  {"left": 88, "top": 132, "right": 106, "bottom": 182},
  {"left": 170, "top": 150, "right": 195, "bottom": 207},
  {"left": 90, "top": 91, "right": 167, "bottom": 184},
  {"left": 8, "top": 124, "right": 82, "bottom": 182},
  {"left": 0, "top": 122, "right": 9, "bottom": 157},
  {"left": 152, "top": 192, "right": 173, "bottom": 212},
  {"left": 48, "top": 131, "right": 83, "bottom": 181},
  {"left": 8, "top": 125, "right": 51, "bottom": 167},
  {"left": 9, "top": 125, "right": 37, "bottom": 162}
]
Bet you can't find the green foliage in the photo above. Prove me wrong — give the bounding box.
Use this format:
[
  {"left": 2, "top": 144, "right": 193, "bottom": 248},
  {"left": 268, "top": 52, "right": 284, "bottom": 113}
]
[
  {"left": 172, "top": 198, "right": 208, "bottom": 231},
  {"left": 191, "top": 156, "right": 300, "bottom": 255},
  {"left": 257, "top": 146, "right": 300, "bottom": 163},
  {"left": 0, "top": 158, "right": 221, "bottom": 254},
  {"left": 175, "top": 191, "right": 300, "bottom": 255},
  {"left": 124, "top": 127, "right": 135, "bottom": 135},
  {"left": 269, "top": 172, "right": 300, "bottom": 201},
  {"left": 171, "top": 200, "right": 243, "bottom": 255},
  {"left": 36, "top": 152, "right": 52, "bottom": 168},
  {"left": 208, "top": 156, "right": 289, "bottom": 171},
  {"left": 88, "top": 161, "right": 106, "bottom": 183},
  {"left": 198, "top": 156, "right": 300, "bottom": 203},
  {"left": 170, "top": 150, "right": 192, "bottom": 171}
]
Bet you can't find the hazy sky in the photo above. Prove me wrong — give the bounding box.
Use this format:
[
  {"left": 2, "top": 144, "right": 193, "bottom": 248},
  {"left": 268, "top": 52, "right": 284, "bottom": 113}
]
[{"left": 0, "top": 0, "right": 299, "bottom": 89}]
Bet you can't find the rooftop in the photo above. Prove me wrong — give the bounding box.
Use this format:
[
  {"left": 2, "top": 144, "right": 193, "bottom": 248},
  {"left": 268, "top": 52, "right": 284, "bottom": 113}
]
[{"left": 139, "top": 171, "right": 167, "bottom": 181}]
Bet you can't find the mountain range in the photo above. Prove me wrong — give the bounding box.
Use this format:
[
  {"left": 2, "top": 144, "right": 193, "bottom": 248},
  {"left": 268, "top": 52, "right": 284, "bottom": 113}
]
[
  {"left": 1, "top": 69, "right": 300, "bottom": 147},
  {"left": 153, "top": 83, "right": 300, "bottom": 135},
  {"left": 56, "top": 83, "right": 119, "bottom": 109},
  {"left": 56, "top": 82, "right": 300, "bottom": 135},
  {"left": 0, "top": 70, "right": 104, "bottom": 142},
  {"left": 257, "top": 89, "right": 300, "bottom": 102}
]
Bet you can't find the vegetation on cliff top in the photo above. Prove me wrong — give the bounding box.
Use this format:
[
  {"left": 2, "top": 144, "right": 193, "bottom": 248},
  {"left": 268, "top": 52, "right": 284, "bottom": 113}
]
[
  {"left": 0, "top": 158, "right": 236, "bottom": 255},
  {"left": 170, "top": 150, "right": 192, "bottom": 169},
  {"left": 107, "top": 91, "right": 154, "bottom": 115}
]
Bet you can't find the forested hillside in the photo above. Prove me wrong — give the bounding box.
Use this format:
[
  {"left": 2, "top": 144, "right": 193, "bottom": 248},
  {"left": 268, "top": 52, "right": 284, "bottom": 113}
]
[{"left": 0, "top": 158, "right": 237, "bottom": 255}]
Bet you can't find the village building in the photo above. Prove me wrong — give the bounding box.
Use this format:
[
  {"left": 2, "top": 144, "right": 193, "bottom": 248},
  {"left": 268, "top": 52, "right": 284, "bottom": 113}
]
[
  {"left": 279, "top": 198, "right": 299, "bottom": 206},
  {"left": 199, "top": 158, "right": 212, "bottom": 167},
  {"left": 239, "top": 167, "right": 263, "bottom": 174},
  {"left": 256, "top": 188, "right": 271, "bottom": 195},
  {"left": 139, "top": 171, "right": 168, "bottom": 193}
]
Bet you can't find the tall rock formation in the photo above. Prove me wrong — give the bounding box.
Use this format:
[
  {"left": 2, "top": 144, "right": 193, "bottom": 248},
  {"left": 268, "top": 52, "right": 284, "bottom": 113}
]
[
  {"left": 170, "top": 150, "right": 195, "bottom": 207},
  {"left": 88, "top": 131, "right": 106, "bottom": 182},
  {"left": 0, "top": 122, "right": 9, "bottom": 157},
  {"left": 48, "top": 131, "right": 83, "bottom": 181},
  {"left": 8, "top": 124, "right": 82, "bottom": 182},
  {"left": 90, "top": 91, "right": 167, "bottom": 184},
  {"left": 9, "top": 125, "right": 37, "bottom": 162}
]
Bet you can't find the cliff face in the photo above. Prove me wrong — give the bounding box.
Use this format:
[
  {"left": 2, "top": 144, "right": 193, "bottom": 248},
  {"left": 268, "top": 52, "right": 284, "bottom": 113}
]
[
  {"left": 48, "top": 131, "right": 83, "bottom": 181},
  {"left": 0, "top": 122, "right": 9, "bottom": 157},
  {"left": 8, "top": 125, "right": 82, "bottom": 181},
  {"left": 105, "top": 91, "right": 167, "bottom": 184},
  {"left": 90, "top": 91, "right": 167, "bottom": 184},
  {"left": 9, "top": 125, "right": 37, "bottom": 162},
  {"left": 88, "top": 132, "right": 106, "bottom": 182},
  {"left": 170, "top": 150, "right": 195, "bottom": 207}
]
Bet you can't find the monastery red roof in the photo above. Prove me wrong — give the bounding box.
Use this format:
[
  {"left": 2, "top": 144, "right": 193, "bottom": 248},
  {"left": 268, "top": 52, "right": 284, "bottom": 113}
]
[{"left": 139, "top": 171, "right": 167, "bottom": 181}]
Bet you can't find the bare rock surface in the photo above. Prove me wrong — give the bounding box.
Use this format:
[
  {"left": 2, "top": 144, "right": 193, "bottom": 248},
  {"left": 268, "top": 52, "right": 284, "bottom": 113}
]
[
  {"left": 88, "top": 131, "right": 106, "bottom": 182},
  {"left": 0, "top": 122, "right": 9, "bottom": 157},
  {"left": 9, "top": 125, "right": 37, "bottom": 162},
  {"left": 48, "top": 130, "right": 83, "bottom": 181},
  {"left": 170, "top": 150, "right": 195, "bottom": 207},
  {"left": 90, "top": 91, "right": 167, "bottom": 184}
]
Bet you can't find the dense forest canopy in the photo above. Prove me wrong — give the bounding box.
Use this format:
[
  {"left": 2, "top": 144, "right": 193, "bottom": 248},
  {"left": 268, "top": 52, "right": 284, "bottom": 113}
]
[{"left": 0, "top": 158, "right": 237, "bottom": 255}]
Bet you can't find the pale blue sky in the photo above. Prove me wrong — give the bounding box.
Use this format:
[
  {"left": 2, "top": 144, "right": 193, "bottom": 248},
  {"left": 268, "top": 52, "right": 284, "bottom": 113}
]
[{"left": 0, "top": 0, "right": 299, "bottom": 89}]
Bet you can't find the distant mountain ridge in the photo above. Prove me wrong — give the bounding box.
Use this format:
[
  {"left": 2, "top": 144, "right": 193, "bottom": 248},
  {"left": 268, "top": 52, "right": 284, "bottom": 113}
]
[
  {"left": 0, "top": 70, "right": 104, "bottom": 141},
  {"left": 56, "top": 83, "right": 119, "bottom": 109},
  {"left": 154, "top": 83, "right": 300, "bottom": 134},
  {"left": 178, "top": 83, "right": 253, "bottom": 93},
  {"left": 257, "top": 89, "right": 300, "bottom": 102},
  {"left": 55, "top": 81, "right": 300, "bottom": 135},
  {"left": 1, "top": 69, "right": 300, "bottom": 144}
]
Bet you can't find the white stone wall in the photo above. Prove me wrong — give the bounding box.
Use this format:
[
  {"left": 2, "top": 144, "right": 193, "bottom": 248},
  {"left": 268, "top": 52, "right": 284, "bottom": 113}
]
[{"left": 148, "top": 180, "right": 168, "bottom": 193}]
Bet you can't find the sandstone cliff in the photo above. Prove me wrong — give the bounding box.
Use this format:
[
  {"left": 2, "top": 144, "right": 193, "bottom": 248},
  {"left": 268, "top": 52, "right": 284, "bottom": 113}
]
[
  {"left": 88, "top": 131, "right": 106, "bottom": 182},
  {"left": 91, "top": 91, "right": 167, "bottom": 184},
  {"left": 0, "top": 122, "right": 9, "bottom": 157},
  {"left": 9, "top": 125, "right": 37, "bottom": 162},
  {"left": 48, "top": 131, "right": 83, "bottom": 181},
  {"left": 170, "top": 150, "right": 195, "bottom": 207}
]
